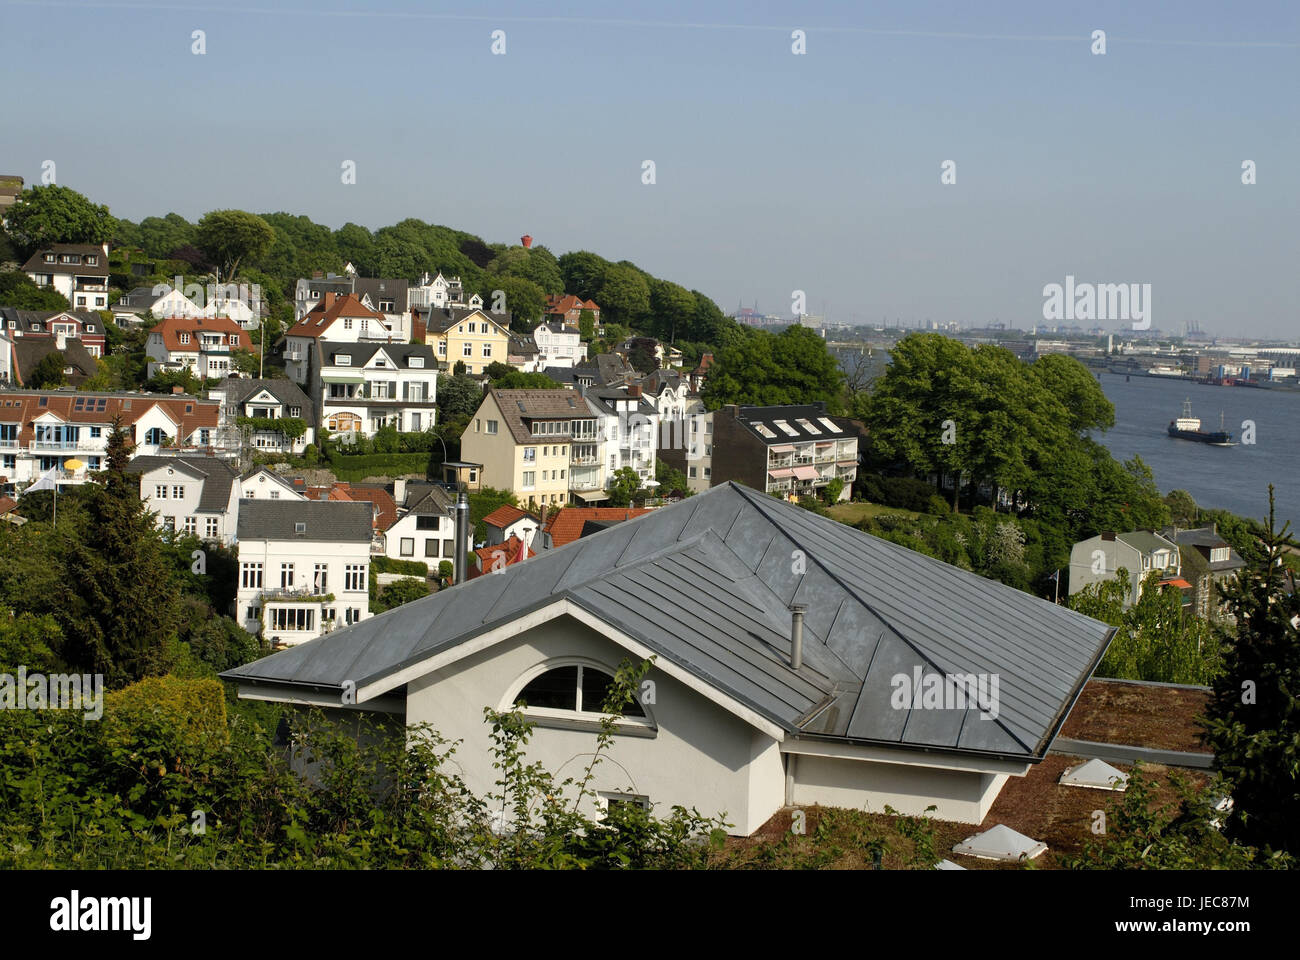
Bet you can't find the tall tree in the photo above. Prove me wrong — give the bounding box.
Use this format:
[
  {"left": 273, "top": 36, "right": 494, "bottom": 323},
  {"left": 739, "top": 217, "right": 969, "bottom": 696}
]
[
  {"left": 596, "top": 264, "right": 651, "bottom": 327},
  {"left": 1202, "top": 488, "right": 1300, "bottom": 855},
  {"left": 195, "top": 209, "right": 275, "bottom": 280},
  {"left": 4, "top": 185, "right": 115, "bottom": 253},
  {"left": 0, "top": 270, "right": 70, "bottom": 310},
  {"left": 558, "top": 251, "right": 609, "bottom": 301}
]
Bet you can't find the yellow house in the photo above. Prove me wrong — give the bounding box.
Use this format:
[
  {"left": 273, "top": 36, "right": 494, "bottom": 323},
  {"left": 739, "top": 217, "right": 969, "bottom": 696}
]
[
  {"left": 461, "top": 388, "right": 593, "bottom": 511},
  {"left": 421, "top": 306, "right": 511, "bottom": 375}
]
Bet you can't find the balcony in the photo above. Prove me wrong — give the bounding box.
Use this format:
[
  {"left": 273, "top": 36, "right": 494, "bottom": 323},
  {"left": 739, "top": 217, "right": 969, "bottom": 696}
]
[
  {"left": 258, "top": 585, "right": 335, "bottom": 604},
  {"left": 29, "top": 439, "right": 98, "bottom": 452},
  {"left": 570, "top": 453, "right": 599, "bottom": 466}
]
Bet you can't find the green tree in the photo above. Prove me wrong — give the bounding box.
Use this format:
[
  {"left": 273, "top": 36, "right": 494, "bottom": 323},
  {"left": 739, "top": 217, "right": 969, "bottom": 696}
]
[
  {"left": 195, "top": 209, "right": 275, "bottom": 280},
  {"left": 0, "top": 270, "right": 71, "bottom": 310},
  {"left": 647, "top": 279, "right": 696, "bottom": 342},
  {"left": 702, "top": 326, "right": 846, "bottom": 413},
  {"left": 608, "top": 467, "right": 641, "bottom": 507},
  {"left": 439, "top": 374, "right": 483, "bottom": 420},
  {"left": 29, "top": 350, "right": 66, "bottom": 388},
  {"left": 1202, "top": 488, "right": 1300, "bottom": 855},
  {"left": 578, "top": 308, "right": 595, "bottom": 342},
  {"left": 372, "top": 576, "right": 430, "bottom": 613},
  {"left": 597, "top": 264, "right": 651, "bottom": 327},
  {"left": 4, "top": 185, "right": 115, "bottom": 253},
  {"left": 1165, "top": 489, "right": 1200, "bottom": 526},
  {"left": 558, "top": 251, "right": 609, "bottom": 301},
  {"left": 654, "top": 459, "right": 691, "bottom": 497}
]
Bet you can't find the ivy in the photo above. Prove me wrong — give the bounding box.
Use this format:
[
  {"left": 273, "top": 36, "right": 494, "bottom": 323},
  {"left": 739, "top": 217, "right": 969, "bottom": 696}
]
[{"left": 237, "top": 416, "right": 308, "bottom": 439}]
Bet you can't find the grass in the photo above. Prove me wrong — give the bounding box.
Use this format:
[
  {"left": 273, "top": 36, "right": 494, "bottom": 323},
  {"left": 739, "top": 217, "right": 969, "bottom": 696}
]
[{"left": 826, "top": 501, "right": 923, "bottom": 525}]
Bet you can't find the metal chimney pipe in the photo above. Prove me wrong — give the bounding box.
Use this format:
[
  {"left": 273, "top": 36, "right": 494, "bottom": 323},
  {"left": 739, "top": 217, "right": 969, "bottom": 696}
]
[
  {"left": 789, "top": 603, "right": 806, "bottom": 670},
  {"left": 454, "top": 491, "right": 470, "bottom": 585}
]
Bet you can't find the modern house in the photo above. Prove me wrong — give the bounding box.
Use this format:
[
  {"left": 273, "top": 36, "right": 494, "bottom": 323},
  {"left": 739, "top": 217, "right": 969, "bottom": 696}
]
[
  {"left": 235, "top": 499, "right": 374, "bottom": 646},
  {"left": 312, "top": 341, "right": 439, "bottom": 437},
  {"left": 1068, "top": 530, "right": 1183, "bottom": 607},
  {"left": 208, "top": 378, "right": 316, "bottom": 455},
  {"left": 420, "top": 306, "right": 511, "bottom": 375},
  {"left": 126, "top": 454, "right": 242, "bottom": 545},
  {"left": 21, "top": 243, "right": 110, "bottom": 312},
  {"left": 146, "top": 315, "right": 252, "bottom": 379},
  {"left": 461, "top": 389, "right": 591, "bottom": 510},
  {"left": 0, "top": 390, "right": 225, "bottom": 491},
  {"left": 661, "top": 410, "right": 713, "bottom": 493},
  {"left": 224, "top": 483, "right": 1116, "bottom": 832},
  {"left": 0, "top": 308, "right": 107, "bottom": 357},
  {"left": 709, "top": 403, "right": 857, "bottom": 502},
  {"left": 1160, "top": 524, "right": 1247, "bottom": 620}
]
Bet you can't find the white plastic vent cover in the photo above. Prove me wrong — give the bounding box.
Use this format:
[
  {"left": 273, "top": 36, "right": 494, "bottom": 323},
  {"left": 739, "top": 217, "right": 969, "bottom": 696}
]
[
  {"left": 1059, "top": 758, "right": 1129, "bottom": 792},
  {"left": 952, "top": 824, "right": 1047, "bottom": 862},
  {"left": 934, "top": 859, "right": 966, "bottom": 870}
]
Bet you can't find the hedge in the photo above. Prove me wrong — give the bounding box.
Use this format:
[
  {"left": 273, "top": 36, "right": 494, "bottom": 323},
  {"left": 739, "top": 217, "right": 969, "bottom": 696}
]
[
  {"left": 371, "top": 557, "right": 429, "bottom": 577},
  {"left": 328, "top": 452, "right": 431, "bottom": 482}
]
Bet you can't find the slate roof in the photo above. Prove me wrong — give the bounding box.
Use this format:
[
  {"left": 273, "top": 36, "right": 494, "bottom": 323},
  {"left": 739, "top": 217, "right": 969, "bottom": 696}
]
[
  {"left": 352, "top": 277, "right": 410, "bottom": 313},
  {"left": 126, "top": 454, "right": 240, "bottom": 512},
  {"left": 1115, "top": 530, "right": 1177, "bottom": 554},
  {"left": 424, "top": 306, "right": 511, "bottom": 335},
  {"left": 583, "top": 387, "right": 656, "bottom": 419},
  {"left": 237, "top": 498, "right": 373, "bottom": 543},
  {"left": 21, "top": 244, "right": 109, "bottom": 277},
  {"left": 11, "top": 337, "right": 98, "bottom": 386},
  {"left": 488, "top": 388, "right": 585, "bottom": 443},
  {"left": 318, "top": 341, "right": 435, "bottom": 369},
  {"left": 223, "top": 483, "right": 1116, "bottom": 761},
  {"left": 401, "top": 481, "right": 456, "bottom": 516},
  {"left": 214, "top": 377, "right": 314, "bottom": 422}
]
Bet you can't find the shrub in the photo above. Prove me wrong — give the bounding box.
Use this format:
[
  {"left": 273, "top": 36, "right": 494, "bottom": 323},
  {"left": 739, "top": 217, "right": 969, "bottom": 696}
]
[
  {"left": 103, "top": 675, "right": 229, "bottom": 772},
  {"left": 371, "top": 557, "right": 429, "bottom": 577}
]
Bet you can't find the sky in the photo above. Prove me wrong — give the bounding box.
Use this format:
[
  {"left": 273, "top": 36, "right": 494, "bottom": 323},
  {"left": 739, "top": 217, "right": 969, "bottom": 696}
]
[{"left": 2, "top": 0, "right": 1297, "bottom": 338}]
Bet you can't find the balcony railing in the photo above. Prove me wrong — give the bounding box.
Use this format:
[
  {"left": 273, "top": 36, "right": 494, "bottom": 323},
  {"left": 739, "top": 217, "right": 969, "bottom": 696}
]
[
  {"left": 258, "top": 585, "right": 334, "bottom": 603},
  {"left": 30, "top": 439, "right": 98, "bottom": 452},
  {"left": 570, "top": 454, "right": 598, "bottom": 465}
]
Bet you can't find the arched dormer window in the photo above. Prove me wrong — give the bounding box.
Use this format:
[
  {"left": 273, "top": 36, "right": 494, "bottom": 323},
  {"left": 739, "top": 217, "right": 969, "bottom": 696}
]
[{"left": 507, "top": 660, "right": 651, "bottom": 727}]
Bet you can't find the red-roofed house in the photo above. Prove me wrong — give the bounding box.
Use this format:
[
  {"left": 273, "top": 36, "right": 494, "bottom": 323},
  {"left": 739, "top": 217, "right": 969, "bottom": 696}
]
[
  {"left": 146, "top": 315, "right": 251, "bottom": 379},
  {"left": 482, "top": 504, "right": 542, "bottom": 550},
  {"left": 282, "top": 293, "right": 393, "bottom": 385},
  {"left": 544, "top": 294, "right": 601, "bottom": 328},
  {"left": 468, "top": 534, "right": 535, "bottom": 578},
  {"left": 541, "top": 506, "right": 652, "bottom": 549}
]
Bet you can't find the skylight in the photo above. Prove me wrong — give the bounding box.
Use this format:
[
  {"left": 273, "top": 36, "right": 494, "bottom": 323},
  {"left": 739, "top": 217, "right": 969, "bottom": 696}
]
[
  {"left": 795, "top": 418, "right": 820, "bottom": 435},
  {"left": 817, "top": 417, "right": 842, "bottom": 434},
  {"left": 753, "top": 423, "right": 776, "bottom": 438},
  {"left": 773, "top": 419, "right": 799, "bottom": 437}
]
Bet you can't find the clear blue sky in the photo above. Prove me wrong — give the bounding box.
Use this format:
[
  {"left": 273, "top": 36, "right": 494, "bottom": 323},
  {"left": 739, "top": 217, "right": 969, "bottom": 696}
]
[{"left": 2, "top": 0, "right": 1296, "bottom": 337}]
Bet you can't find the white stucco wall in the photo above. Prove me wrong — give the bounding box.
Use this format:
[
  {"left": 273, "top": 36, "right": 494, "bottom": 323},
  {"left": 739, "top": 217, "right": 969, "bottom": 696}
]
[{"left": 403, "top": 615, "right": 785, "bottom": 835}]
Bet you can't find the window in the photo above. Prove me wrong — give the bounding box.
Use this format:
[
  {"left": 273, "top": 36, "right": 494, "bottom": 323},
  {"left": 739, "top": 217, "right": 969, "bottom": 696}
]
[
  {"left": 154, "top": 484, "right": 168, "bottom": 499},
  {"left": 438, "top": 341, "right": 447, "bottom": 356},
  {"left": 280, "top": 563, "right": 295, "bottom": 588},
  {"left": 270, "top": 490, "right": 280, "bottom": 500},
  {"left": 90, "top": 427, "right": 101, "bottom": 438},
  {"left": 485, "top": 420, "right": 498, "bottom": 435},
  {"left": 344, "top": 564, "right": 366, "bottom": 591},
  {"left": 400, "top": 537, "right": 415, "bottom": 556},
  {"left": 205, "top": 517, "right": 219, "bottom": 538},
  {"left": 522, "top": 471, "right": 535, "bottom": 489},
  {"left": 416, "top": 515, "right": 439, "bottom": 531},
  {"left": 241, "top": 562, "right": 263, "bottom": 589},
  {"left": 409, "top": 357, "right": 424, "bottom": 368},
  {"left": 689, "top": 466, "right": 697, "bottom": 478},
  {"left": 482, "top": 343, "right": 492, "bottom": 357},
  {"left": 343, "top": 318, "right": 353, "bottom": 330},
  {"left": 270, "top": 608, "right": 315, "bottom": 632},
  {"left": 443, "top": 539, "right": 455, "bottom": 557},
  {"left": 523, "top": 447, "right": 536, "bottom": 462},
  {"left": 425, "top": 539, "right": 439, "bottom": 557},
  {"left": 145, "top": 428, "right": 166, "bottom": 445},
  {"left": 172, "top": 485, "right": 184, "bottom": 499},
  {"left": 183, "top": 516, "right": 197, "bottom": 535},
  {"left": 313, "top": 563, "right": 329, "bottom": 592},
  {"left": 179, "top": 332, "right": 191, "bottom": 345},
  {"left": 463, "top": 342, "right": 473, "bottom": 357},
  {"left": 514, "top": 664, "right": 646, "bottom": 718},
  {"left": 335, "top": 355, "right": 351, "bottom": 366}
]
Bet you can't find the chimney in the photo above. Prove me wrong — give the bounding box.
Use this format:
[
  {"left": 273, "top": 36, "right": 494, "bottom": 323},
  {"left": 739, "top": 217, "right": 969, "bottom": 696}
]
[
  {"left": 521, "top": 234, "right": 533, "bottom": 248},
  {"left": 312, "top": 270, "right": 323, "bottom": 279},
  {"left": 789, "top": 603, "right": 806, "bottom": 670},
  {"left": 454, "top": 491, "right": 470, "bottom": 585},
  {"left": 627, "top": 384, "right": 642, "bottom": 398},
  {"left": 393, "top": 477, "right": 407, "bottom": 504},
  {"left": 172, "top": 385, "right": 184, "bottom": 394},
  {"left": 323, "top": 292, "right": 336, "bottom": 308}
]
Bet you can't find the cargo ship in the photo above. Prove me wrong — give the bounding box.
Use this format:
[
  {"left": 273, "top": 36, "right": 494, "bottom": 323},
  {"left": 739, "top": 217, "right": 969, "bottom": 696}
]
[{"left": 1168, "top": 399, "right": 1233, "bottom": 445}]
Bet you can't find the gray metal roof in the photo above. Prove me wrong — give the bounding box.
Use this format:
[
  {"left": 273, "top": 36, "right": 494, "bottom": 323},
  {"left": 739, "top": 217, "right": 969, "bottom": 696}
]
[
  {"left": 223, "top": 483, "right": 1114, "bottom": 761},
  {"left": 236, "top": 499, "right": 373, "bottom": 543},
  {"left": 214, "top": 377, "right": 315, "bottom": 422}
]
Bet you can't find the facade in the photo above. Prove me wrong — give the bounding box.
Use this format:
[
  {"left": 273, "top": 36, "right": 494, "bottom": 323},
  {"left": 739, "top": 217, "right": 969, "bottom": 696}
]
[
  {"left": 0, "top": 308, "right": 107, "bottom": 357},
  {"left": 421, "top": 307, "right": 511, "bottom": 375},
  {"left": 111, "top": 285, "right": 201, "bottom": 325},
  {"left": 461, "top": 389, "right": 591, "bottom": 510},
  {"left": 382, "top": 481, "right": 470, "bottom": 576},
  {"left": 21, "top": 243, "right": 110, "bottom": 312},
  {"left": 662, "top": 410, "right": 713, "bottom": 493},
  {"left": 583, "top": 386, "right": 659, "bottom": 487},
  {"left": 235, "top": 499, "right": 374, "bottom": 646},
  {"left": 1161, "top": 525, "right": 1247, "bottom": 620},
  {"left": 312, "top": 341, "right": 439, "bottom": 437},
  {"left": 0, "top": 390, "right": 225, "bottom": 491},
  {"left": 126, "top": 454, "right": 242, "bottom": 545},
  {"left": 209, "top": 378, "right": 316, "bottom": 455},
  {"left": 240, "top": 467, "right": 307, "bottom": 502},
  {"left": 544, "top": 294, "right": 600, "bottom": 327},
  {"left": 1068, "top": 530, "right": 1183, "bottom": 607},
  {"left": 533, "top": 322, "right": 587, "bottom": 368},
  {"left": 709, "top": 403, "right": 857, "bottom": 502},
  {"left": 225, "top": 483, "right": 1117, "bottom": 833},
  {"left": 146, "top": 315, "right": 252, "bottom": 379},
  {"left": 281, "top": 293, "right": 394, "bottom": 385}
]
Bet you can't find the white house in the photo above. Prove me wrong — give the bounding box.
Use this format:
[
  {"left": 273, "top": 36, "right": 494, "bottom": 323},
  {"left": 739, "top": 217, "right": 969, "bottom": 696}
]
[
  {"left": 314, "top": 342, "right": 439, "bottom": 437},
  {"left": 236, "top": 499, "right": 374, "bottom": 646},
  {"left": 583, "top": 385, "right": 659, "bottom": 486},
  {"left": 224, "top": 483, "right": 1117, "bottom": 833},
  {"left": 112, "top": 285, "right": 202, "bottom": 326},
  {"left": 21, "top": 243, "right": 110, "bottom": 312},
  {"left": 482, "top": 503, "right": 542, "bottom": 551},
  {"left": 282, "top": 293, "right": 400, "bottom": 386},
  {"left": 240, "top": 467, "right": 307, "bottom": 502},
  {"left": 1068, "top": 530, "right": 1182, "bottom": 607},
  {"left": 533, "top": 322, "right": 587, "bottom": 369},
  {"left": 208, "top": 378, "right": 316, "bottom": 455},
  {"left": 408, "top": 272, "right": 468, "bottom": 311},
  {"left": 381, "top": 479, "right": 471, "bottom": 577},
  {"left": 125, "top": 454, "right": 242, "bottom": 545},
  {"left": 146, "top": 315, "right": 252, "bottom": 379}
]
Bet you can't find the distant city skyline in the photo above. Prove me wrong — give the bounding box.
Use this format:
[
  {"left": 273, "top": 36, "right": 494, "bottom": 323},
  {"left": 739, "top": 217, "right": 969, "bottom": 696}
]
[{"left": 2, "top": 0, "right": 1296, "bottom": 338}]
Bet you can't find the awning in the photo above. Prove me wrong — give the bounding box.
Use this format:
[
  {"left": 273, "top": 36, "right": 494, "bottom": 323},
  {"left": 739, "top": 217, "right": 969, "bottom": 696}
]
[
  {"left": 575, "top": 489, "right": 609, "bottom": 502},
  {"left": 322, "top": 374, "right": 365, "bottom": 384},
  {"left": 768, "top": 468, "right": 796, "bottom": 479},
  {"left": 793, "top": 466, "right": 821, "bottom": 481},
  {"left": 769, "top": 444, "right": 795, "bottom": 454},
  {"left": 1162, "top": 578, "right": 1193, "bottom": 589}
]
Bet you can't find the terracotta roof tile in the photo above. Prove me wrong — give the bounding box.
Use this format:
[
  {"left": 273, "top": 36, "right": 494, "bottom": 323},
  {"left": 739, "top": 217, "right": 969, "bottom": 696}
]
[
  {"left": 543, "top": 506, "right": 651, "bottom": 548},
  {"left": 285, "top": 293, "right": 384, "bottom": 339},
  {"left": 151, "top": 314, "right": 251, "bottom": 353}
]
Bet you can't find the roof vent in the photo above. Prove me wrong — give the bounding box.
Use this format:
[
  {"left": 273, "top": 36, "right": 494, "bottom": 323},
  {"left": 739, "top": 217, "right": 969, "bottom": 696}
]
[
  {"left": 952, "top": 825, "right": 1047, "bottom": 862},
  {"left": 1059, "top": 758, "right": 1128, "bottom": 792}
]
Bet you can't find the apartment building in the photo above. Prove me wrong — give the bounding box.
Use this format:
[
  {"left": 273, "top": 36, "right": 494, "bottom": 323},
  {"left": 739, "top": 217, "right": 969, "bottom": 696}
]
[
  {"left": 236, "top": 499, "right": 374, "bottom": 646},
  {"left": 584, "top": 385, "right": 659, "bottom": 486},
  {"left": 461, "top": 389, "right": 589, "bottom": 510},
  {"left": 709, "top": 403, "right": 857, "bottom": 501}
]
